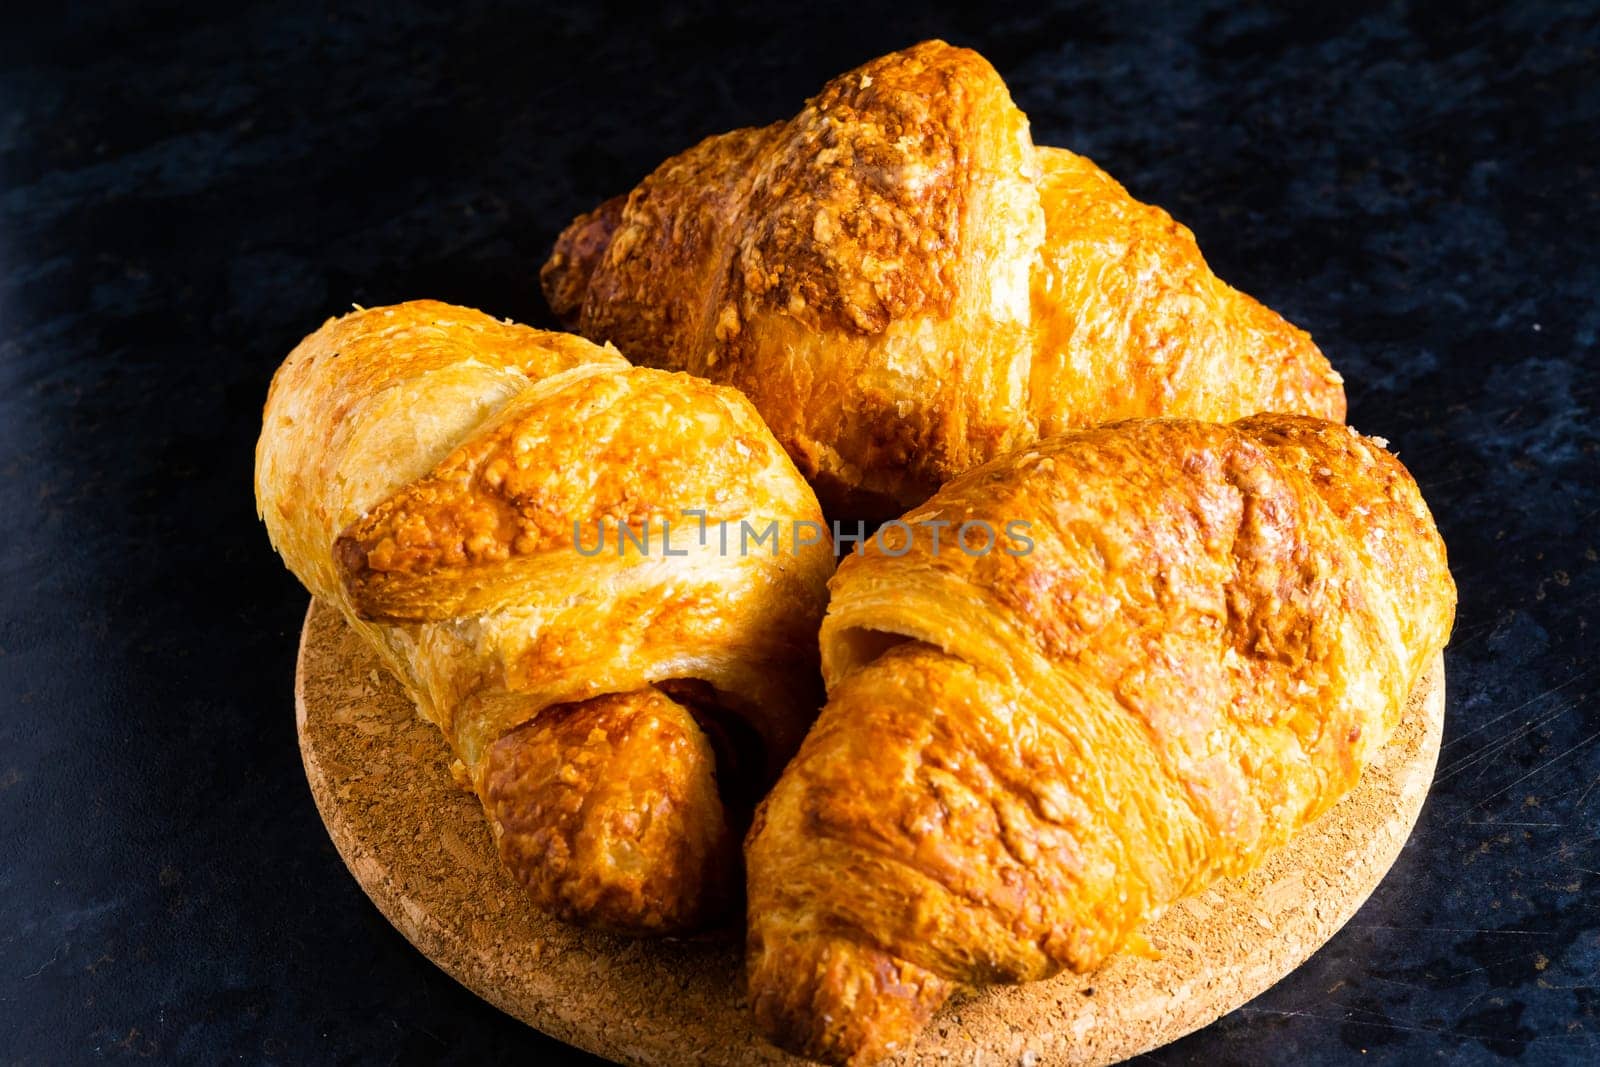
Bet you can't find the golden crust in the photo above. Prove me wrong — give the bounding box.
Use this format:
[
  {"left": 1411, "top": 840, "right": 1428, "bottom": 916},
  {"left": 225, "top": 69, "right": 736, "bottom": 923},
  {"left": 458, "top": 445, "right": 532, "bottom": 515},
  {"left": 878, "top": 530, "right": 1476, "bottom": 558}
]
[
  {"left": 542, "top": 41, "right": 1346, "bottom": 515},
  {"left": 546, "top": 40, "right": 1041, "bottom": 513},
  {"left": 554, "top": 125, "right": 779, "bottom": 372},
  {"left": 745, "top": 414, "right": 1454, "bottom": 1063},
  {"left": 734, "top": 42, "right": 1002, "bottom": 334},
  {"left": 485, "top": 687, "right": 736, "bottom": 933},
  {"left": 256, "top": 300, "right": 624, "bottom": 608},
  {"left": 1030, "top": 147, "right": 1344, "bottom": 432},
  {"left": 255, "top": 300, "right": 835, "bottom": 934},
  {"left": 748, "top": 932, "right": 950, "bottom": 1067},
  {"left": 334, "top": 364, "right": 802, "bottom": 622}
]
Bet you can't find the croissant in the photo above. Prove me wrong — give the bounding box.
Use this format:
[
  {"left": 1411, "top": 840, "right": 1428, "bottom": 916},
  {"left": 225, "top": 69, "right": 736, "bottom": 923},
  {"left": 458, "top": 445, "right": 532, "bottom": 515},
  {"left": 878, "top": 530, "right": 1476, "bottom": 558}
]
[
  {"left": 255, "top": 300, "right": 834, "bottom": 933},
  {"left": 542, "top": 41, "right": 1345, "bottom": 516},
  {"left": 745, "top": 413, "right": 1455, "bottom": 1064}
]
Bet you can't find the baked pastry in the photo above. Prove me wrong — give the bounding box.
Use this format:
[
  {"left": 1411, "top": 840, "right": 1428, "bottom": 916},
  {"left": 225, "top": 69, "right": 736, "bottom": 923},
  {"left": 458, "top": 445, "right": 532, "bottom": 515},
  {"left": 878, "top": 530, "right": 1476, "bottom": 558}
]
[
  {"left": 744, "top": 414, "right": 1455, "bottom": 1063},
  {"left": 255, "top": 300, "right": 834, "bottom": 933},
  {"left": 542, "top": 41, "right": 1345, "bottom": 516}
]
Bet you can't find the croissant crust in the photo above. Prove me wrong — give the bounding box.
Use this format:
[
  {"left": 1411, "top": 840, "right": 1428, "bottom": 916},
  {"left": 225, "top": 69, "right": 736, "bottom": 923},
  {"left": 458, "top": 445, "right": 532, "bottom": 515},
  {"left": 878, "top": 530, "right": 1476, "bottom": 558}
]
[
  {"left": 544, "top": 41, "right": 1345, "bottom": 514},
  {"left": 256, "top": 300, "right": 835, "bottom": 933},
  {"left": 745, "top": 414, "right": 1454, "bottom": 1063}
]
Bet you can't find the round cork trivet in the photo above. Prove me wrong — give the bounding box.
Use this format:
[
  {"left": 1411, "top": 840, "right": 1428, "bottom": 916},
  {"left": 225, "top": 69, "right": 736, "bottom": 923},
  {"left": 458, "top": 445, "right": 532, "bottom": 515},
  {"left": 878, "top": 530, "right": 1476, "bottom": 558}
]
[{"left": 296, "top": 598, "right": 1446, "bottom": 1066}]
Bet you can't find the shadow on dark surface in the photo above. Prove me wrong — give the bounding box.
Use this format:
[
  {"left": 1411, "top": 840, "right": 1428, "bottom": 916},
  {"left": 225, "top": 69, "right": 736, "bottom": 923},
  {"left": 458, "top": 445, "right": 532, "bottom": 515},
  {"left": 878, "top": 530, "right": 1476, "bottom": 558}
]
[{"left": 1, "top": 1, "right": 1596, "bottom": 1063}]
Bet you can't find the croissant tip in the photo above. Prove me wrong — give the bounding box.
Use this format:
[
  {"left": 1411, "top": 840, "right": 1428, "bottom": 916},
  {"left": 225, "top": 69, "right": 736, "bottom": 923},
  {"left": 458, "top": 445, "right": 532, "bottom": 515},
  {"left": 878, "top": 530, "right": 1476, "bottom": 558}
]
[
  {"left": 748, "top": 930, "right": 951, "bottom": 1065},
  {"left": 541, "top": 194, "right": 626, "bottom": 328}
]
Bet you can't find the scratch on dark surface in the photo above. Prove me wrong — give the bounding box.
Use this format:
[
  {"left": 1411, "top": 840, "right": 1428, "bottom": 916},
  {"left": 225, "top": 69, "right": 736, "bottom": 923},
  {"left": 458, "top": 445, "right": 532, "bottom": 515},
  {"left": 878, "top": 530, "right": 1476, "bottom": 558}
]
[
  {"left": 22, "top": 945, "right": 64, "bottom": 980},
  {"left": 1347, "top": 926, "right": 1561, "bottom": 936},
  {"left": 1438, "top": 668, "right": 1593, "bottom": 757},
  {"left": 1444, "top": 617, "right": 1499, "bottom": 651},
  {"left": 1417, "top": 473, "right": 1479, "bottom": 492},
  {"left": 1239, "top": 1005, "right": 1593, "bottom": 1047},
  {"left": 1434, "top": 698, "right": 1587, "bottom": 787},
  {"left": 1574, "top": 775, "right": 1600, "bottom": 811},
  {"left": 1363, "top": 973, "right": 1433, "bottom": 993},
  {"left": 1448, "top": 729, "right": 1600, "bottom": 825}
]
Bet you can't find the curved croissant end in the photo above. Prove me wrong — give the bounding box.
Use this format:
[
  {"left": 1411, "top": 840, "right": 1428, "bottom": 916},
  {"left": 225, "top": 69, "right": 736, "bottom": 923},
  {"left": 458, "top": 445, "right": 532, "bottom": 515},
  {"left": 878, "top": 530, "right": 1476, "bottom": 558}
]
[
  {"left": 543, "top": 194, "right": 625, "bottom": 329},
  {"left": 485, "top": 687, "right": 737, "bottom": 932},
  {"left": 256, "top": 300, "right": 834, "bottom": 934},
  {"left": 543, "top": 41, "right": 1345, "bottom": 516},
  {"left": 745, "top": 415, "right": 1453, "bottom": 1061}
]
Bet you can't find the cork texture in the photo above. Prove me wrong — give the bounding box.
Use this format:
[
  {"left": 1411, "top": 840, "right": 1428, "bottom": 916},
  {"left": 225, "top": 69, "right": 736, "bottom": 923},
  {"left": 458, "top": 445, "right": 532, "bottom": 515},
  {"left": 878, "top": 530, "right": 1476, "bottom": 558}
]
[{"left": 294, "top": 598, "right": 1446, "bottom": 1066}]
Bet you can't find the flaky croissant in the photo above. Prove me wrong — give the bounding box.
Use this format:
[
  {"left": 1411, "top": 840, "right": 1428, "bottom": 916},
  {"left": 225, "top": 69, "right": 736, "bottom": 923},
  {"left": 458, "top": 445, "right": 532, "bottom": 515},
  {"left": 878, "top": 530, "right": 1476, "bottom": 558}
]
[
  {"left": 255, "top": 300, "right": 834, "bottom": 933},
  {"left": 745, "top": 414, "right": 1455, "bottom": 1064},
  {"left": 542, "top": 41, "right": 1345, "bottom": 516}
]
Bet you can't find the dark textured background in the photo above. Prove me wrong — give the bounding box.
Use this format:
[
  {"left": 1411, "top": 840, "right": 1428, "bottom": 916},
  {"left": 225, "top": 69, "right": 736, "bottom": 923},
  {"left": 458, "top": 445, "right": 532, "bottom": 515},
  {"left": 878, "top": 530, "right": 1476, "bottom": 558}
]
[{"left": 2, "top": 1, "right": 1597, "bottom": 1063}]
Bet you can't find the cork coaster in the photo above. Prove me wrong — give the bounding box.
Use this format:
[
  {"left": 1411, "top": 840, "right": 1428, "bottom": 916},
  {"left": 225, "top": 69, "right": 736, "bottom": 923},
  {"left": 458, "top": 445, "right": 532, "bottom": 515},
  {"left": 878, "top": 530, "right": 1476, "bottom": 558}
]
[{"left": 296, "top": 598, "right": 1446, "bottom": 1066}]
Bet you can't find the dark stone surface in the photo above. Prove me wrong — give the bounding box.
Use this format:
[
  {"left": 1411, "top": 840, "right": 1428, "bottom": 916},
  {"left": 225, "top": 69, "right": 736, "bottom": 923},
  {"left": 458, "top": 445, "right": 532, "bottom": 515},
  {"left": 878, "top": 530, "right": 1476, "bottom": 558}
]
[{"left": 2, "top": 1, "right": 1595, "bottom": 1063}]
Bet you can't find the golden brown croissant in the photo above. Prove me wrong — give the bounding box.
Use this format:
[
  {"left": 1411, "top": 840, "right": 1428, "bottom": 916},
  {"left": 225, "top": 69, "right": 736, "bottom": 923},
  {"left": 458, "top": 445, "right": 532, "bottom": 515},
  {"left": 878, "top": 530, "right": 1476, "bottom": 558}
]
[
  {"left": 744, "top": 413, "right": 1455, "bottom": 1064},
  {"left": 542, "top": 41, "right": 1345, "bottom": 516},
  {"left": 255, "top": 300, "right": 834, "bottom": 933}
]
